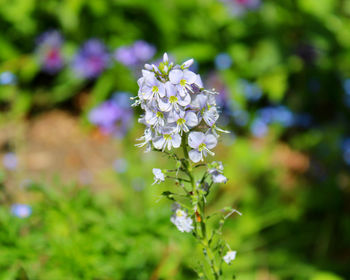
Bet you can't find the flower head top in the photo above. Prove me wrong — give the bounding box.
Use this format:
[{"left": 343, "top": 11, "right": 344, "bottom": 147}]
[
  {"left": 36, "top": 30, "right": 64, "bottom": 74},
  {"left": 134, "top": 53, "right": 228, "bottom": 160}
]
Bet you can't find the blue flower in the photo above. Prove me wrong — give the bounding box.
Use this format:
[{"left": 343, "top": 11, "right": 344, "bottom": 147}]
[
  {"left": 239, "top": 79, "right": 262, "bottom": 101},
  {"left": 72, "top": 39, "right": 109, "bottom": 79},
  {"left": 214, "top": 53, "right": 232, "bottom": 70},
  {"left": 11, "top": 204, "right": 32, "bottom": 218},
  {"left": 0, "top": 71, "right": 17, "bottom": 85},
  {"left": 36, "top": 30, "right": 64, "bottom": 74}
]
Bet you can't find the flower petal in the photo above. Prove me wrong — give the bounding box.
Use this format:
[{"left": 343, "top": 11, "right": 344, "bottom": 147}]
[
  {"left": 185, "top": 111, "right": 198, "bottom": 127},
  {"left": 205, "top": 134, "right": 218, "bottom": 149},
  {"left": 189, "top": 149, "right": 202, "bottom": 163},
  {"left": 188, "top": 131, "right": 205, "bottom": 149},
  {"left": 169, "top": 69, "right": 183, "bottom": 84},
  {"left": 171, "top": 134, "right": 181, "bottom": 148}
]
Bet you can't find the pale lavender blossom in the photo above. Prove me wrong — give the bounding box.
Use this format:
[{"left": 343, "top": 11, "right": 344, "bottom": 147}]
[
  {"left": 188, "top": 132, "right": 217, "bottom": 163},
  {"left": 223, "top": 250, "right": 237, "bottom": 264},
  {"left": 170, "top": 209, "right": 194, "bottom": 233},
  {"left": 152, "top": 168, "right": 165, "bottom": 184},
  {"left": 152, "top": 129, "right": 181, "bottom": 151},
  {"left": 11, "top": 204, "right": 32, "bottom": 218},
  {"left": 2, "top": 152, "right": 17, "bottom": 170},
  {"left": 36, "top": 30, "right": 64, "bottom": 74},
  {"left": 208, "top": 161, "right": 227, "bottom": 183},
  {"left": 72, "top": 39, "right": 109, "bottom": 79}
]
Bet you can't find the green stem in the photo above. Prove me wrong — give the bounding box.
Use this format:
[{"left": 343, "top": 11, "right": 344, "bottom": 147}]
[{"left": 181, "top": 135, "right": 220, "bottom": 279}]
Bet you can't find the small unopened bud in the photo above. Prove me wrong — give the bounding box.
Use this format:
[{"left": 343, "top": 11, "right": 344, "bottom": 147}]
[
  {"left": 163, "top": 53, "right": 169, "bottom": 64},
  {"left": 182, "top": 58, "right": 194, "bottom": 69},
  {"left": 144, "top": 64, "right": 153, "bottom": 71}
]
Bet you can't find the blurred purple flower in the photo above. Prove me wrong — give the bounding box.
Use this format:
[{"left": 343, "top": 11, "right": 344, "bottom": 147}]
[
  {"left": 342, "top": 139, "right": 350, "bottom": 165},
  {"left": 11, "top": 204, "right": 32, "bottom": 218},
  {"left": 343, "top": 79, "right": 350, "bottom": 96},
  {"left": 72, "top": 39, "right": 109, "bottom": 79},
  {"left": 2, "top": 152, "right": 17, "bottom": 170},
  {"left": 115, "top": 40, "right": 156, "bottom": 67},
  {"left": 0, "top": 71, "right": 17, "bottom": 85},
  {"left": 36, "top": 30, "right": 64, "bottom": 74},
  {"left": 113, "top": 158, "right": 128, "bottom": 173},
  {"left": 214, "top": 53, "right": 232, "bottom": 70},
  {"left": 221, "top": 0, "right": 260, "bottom": 16},
  {"left": 88, "top": 92, "right": 133, "bottom": 138},
  {"left": 258, "top": 106, "right": 294, "bottom": 127},
  {"left": 133, "top": 40, "right": 156, "bottom": 61},
  {"left": 238, "top": 79, "right": 262, "bottom": 101},
  {"left": 250, "top": 118, "right": 268, "bottom": 138}
]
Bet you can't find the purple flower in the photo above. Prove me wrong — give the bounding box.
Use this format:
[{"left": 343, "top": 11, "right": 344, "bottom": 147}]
[
  {"left": 133, "top": 40, "right": 156, "bottom": 62},
  {"left": 88, "top": 93, "right": 133, "bottom": 138},
  {"left": 114, "top": 40, "right": 156, "bottom": 67},
  {"left": 72, "top": 39, "right": 109, "bottom": 79},
  {"left": 238, "top": 79, "right": 262, "bottom": 101},
  {"left": 2, "top": 152, "right": 17, "bottom": 170},
  {"left": 250, "top": 118, "right": 268, "bottom": 138},
  {"left": 221, "top": 0, "right": 260, "bottom": 16},
  {"left": 36, "top": 30, "right": 64, "bottom": 74},
  {"left": 11, "top": 204, "right": 32, "bottom": 218},
  {"left": 115, "top": 46, "right": 138, "bottom": 66}
]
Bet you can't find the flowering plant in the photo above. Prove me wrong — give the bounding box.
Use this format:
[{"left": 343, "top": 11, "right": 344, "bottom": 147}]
[{"left": 133, "top": 53, "right": 241, "bottom": 279}]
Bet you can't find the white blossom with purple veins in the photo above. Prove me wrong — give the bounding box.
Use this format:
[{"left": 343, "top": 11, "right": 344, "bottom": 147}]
[
  {"left": 133, "top": 53, "right": 228, "bottom": 161},
  {"left": 152, "top": 168, "right": 165, "bottom": 184},
  {"left": 170, "top": 209, "right": 194, "bottom": 233},
  {"left": 188, "top": 132, "right": 218, "bottom": 163}
]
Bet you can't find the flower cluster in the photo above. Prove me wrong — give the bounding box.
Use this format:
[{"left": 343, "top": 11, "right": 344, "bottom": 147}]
[
  {"left": 134, "top": 53, "right": 228, "bottom": 162},
  {"left": 170, "top": 209, "right": 194, "bottom": 233}
]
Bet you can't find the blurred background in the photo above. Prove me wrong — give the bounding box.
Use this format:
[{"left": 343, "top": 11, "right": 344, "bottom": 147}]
[{"left": 0, "top": 0, "right": 350, "bottom": 279}]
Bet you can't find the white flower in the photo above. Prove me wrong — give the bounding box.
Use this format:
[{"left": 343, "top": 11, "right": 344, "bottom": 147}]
[
  {"left": 170, "top": 209, "right": 194, "bottom": 233},
  {"left": 168, "top": 110, "right": 198, "bottom": 134},
  {"left": 223, "top": 250, "right": 237, "bottom": 264},
  {"left": 188, "top": 132, "right": 218, "bottom": 163},
  {"left": 153, "top": 129, "right": 181, "bottom": 151},
  {"left": 203, "top": 106, "right": 219, "bottom": 127},
  {"left": 158, "top": 82, "right": 191, "bottom": 112},
  {"left": 169, "top": 69, "right": 198, "bottom": 97},
  {"left": 152, "top": 168, "right": 165, "bottom": 184}
]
